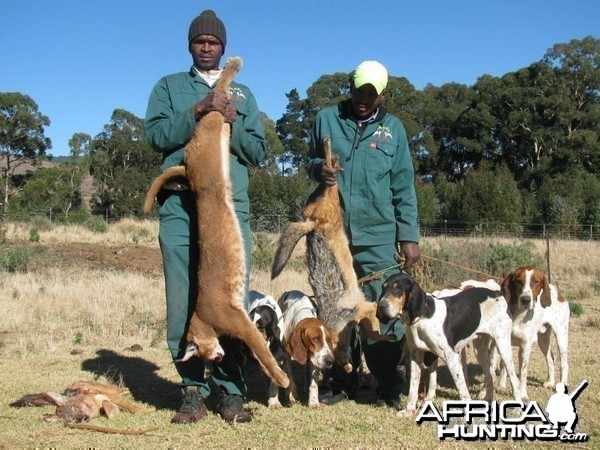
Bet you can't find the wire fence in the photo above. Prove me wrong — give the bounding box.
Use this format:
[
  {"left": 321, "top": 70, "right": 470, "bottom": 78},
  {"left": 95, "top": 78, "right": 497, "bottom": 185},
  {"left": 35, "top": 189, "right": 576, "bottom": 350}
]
[
  {"left": 250, "top": 215, "right": 600, "bottom": 241},
  {"left": 419, "top": 221, "right": 600, "bottom": 241},
  {"left": 3, "top": 210, "right": 599, "bottom": 241}
]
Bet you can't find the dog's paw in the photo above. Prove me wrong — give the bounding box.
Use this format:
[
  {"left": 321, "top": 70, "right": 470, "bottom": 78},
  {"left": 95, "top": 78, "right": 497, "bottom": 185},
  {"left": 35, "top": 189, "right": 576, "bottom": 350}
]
[
  {"left": 287, "top": 392, "right": 297, "bottom": 405},
  {"left": 475, "top": 389, "right": 489, "bottom": 400},
  {"left": 396, "top": 409, "right": 416, "bottom": 418},
  {"left": 267, "top": 399, "right": 283, "bottom": 409}
]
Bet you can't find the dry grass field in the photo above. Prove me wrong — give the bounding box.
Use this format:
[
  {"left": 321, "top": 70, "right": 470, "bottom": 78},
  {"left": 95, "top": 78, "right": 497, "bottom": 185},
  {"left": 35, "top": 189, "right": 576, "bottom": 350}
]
[{"left": 0, "top": 219, "right": 598, "bottom": 449}]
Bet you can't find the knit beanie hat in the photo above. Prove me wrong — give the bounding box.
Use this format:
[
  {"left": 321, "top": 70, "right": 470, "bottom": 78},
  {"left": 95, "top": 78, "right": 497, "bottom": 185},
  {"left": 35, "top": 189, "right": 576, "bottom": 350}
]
[{"left": 188, "top": 10, "right": 227, "bottom": 51}]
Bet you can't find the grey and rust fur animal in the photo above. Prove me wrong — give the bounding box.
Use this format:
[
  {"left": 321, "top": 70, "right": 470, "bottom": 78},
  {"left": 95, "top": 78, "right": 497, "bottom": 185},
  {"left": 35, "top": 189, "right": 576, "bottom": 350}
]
[
  {"left": 144, "top": 57, "right": 288, "bottom": 389},
  {"left": 11, "top": 380, "right": 154, "bottom": 424},
  {"left": 271, "top": 136, "right": 390, "bottom": 373}
]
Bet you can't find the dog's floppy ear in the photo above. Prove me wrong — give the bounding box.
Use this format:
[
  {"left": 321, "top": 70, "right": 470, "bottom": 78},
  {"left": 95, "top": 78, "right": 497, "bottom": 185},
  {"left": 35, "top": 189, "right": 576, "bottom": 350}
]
[
  {"left": 540, "top": 274, "right": 552, "bottom": 308},
  {"left": 501, "top": 272, "right": 515, "bottom": 304},
  {"left": 286, "top": 329, "right": 308, "bottom": 365},
  {"left": 405, "top": 278, "right": 428, "bottom": 324},
  {"left": 270, "top": 326, "right": 285, "bottom": 361}
]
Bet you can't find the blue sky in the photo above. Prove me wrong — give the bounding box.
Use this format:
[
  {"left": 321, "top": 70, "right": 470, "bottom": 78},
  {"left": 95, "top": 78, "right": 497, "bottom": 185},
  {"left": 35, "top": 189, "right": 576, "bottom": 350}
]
[{"left": 3, "top": 0, "right": 598, "bottom": 157}]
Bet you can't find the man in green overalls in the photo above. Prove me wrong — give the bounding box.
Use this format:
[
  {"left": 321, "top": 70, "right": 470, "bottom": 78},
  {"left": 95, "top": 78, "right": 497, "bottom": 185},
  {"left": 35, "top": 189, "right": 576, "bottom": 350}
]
[
  {"left": 307, "top": 60, "right": 421, "bottom": 409},
  {"left": 144, "top": 10, "right": 266, "bottom": 424}
]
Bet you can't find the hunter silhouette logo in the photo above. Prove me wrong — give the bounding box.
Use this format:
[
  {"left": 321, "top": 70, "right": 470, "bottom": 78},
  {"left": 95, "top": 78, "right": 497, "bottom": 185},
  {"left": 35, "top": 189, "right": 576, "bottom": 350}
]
[
  {"left": 546, "top": 380, "right": 588, "bottom": 435},
  {"left": 416, "top": 379, "right": 589, "bottom": 443}
]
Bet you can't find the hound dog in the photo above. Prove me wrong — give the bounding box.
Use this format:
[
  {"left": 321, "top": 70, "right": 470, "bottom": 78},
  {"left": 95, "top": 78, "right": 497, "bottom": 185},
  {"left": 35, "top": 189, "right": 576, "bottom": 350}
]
[
  {"left": 143, "top": 58, "right": 288, "bottom": 390},
  {"left": 271, "top": 136, "right": 390, "bottom": 373},
  {"left": 431, "top": 278, "right": 502, "bottom": 298},
  {"left": 269, "top": 290, "right": 335, "bottom": 408},
  {"left": 427, "top": 278, "right": 502, "bottom": 400},
  {"left": 377, "top": 272, "right": 521, "bottom": 416},
  {"left": 248, "top": 291, "right": 285, "bottom": 364},
  {"left": 495, "top": 265, "right": 570, "bottom": 400}
]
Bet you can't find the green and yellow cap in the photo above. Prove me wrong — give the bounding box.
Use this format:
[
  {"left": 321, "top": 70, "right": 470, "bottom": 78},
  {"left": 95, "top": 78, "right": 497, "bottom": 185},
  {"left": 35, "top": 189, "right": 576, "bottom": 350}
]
[{"left": 352, "top": 60, "right": 388, "bottom": 94}]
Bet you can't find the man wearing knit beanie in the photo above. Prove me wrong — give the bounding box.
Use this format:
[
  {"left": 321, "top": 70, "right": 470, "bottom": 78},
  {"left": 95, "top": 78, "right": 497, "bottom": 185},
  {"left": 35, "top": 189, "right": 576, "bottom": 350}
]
[
  {"left": 144, "top": 10, "right": 267, "bottom": 425},
  {"left": 188, "top": 9, "right": 227, "bottom": 53}
]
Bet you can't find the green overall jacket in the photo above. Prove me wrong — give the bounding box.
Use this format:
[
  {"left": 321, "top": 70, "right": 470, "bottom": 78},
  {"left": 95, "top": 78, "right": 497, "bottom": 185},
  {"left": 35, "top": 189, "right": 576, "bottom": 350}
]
[
  {"left": 307, "top": 100, "right": 419, "bottom": 246},
  {"left": 144, "top": 67, "right": 266, "bottom": 213}
]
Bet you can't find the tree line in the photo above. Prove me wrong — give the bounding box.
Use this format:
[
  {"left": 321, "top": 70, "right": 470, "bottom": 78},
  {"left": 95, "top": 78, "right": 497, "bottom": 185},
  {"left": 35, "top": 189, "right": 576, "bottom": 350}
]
[{"left": 1, "top": 36, "right": 598, "bottom": 236}]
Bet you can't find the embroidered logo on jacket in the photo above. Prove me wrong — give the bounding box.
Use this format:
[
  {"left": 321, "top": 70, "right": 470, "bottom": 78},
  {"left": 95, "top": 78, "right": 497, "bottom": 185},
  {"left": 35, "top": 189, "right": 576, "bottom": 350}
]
[
  {"left": 373, "top": 125, "right": 393, "bottom": 142},
  {"left": 229, "top": 87, "right": 246, "bottom": 102}
]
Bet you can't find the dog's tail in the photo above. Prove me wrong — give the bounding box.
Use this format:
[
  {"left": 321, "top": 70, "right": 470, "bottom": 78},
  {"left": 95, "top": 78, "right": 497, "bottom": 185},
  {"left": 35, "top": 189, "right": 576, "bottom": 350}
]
[
  {"left": 271, "top": 221, "right": 315, "bottom": 279},
  {"left": 143, "top": 165, "right": 187, "bottom": 213}
]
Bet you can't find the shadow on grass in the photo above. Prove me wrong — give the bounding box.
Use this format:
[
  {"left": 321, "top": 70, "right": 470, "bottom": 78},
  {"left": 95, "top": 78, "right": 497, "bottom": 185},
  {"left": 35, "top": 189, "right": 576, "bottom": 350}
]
[
  {"left": 79, "top": 349, "right": 486, "bottom": 411},
  {"left": 81, "top": 349, "right": 180, "bottom": 411},
  {"left": 79, "top": 349, "right": 289, "bottom": 411},
  {"left": 433, "top": 361, "right": 486, "bottom": 399}
]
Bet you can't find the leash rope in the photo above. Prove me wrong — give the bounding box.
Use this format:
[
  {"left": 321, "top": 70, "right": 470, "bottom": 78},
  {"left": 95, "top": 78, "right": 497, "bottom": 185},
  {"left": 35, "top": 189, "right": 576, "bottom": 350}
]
[
  {"left": 421, "top": 254, "right": 502, "bottom": 282},
  {"left": 357, "top": 253, "right": 501, "bottom": 286},
  {"left": 357, "top": 263, "right": 403, "bottom": 286}
]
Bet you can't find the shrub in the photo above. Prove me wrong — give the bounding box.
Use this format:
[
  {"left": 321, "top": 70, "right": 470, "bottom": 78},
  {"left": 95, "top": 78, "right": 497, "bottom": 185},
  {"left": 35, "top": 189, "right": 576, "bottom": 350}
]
[
  {"left": 64, "top": 208, "right": 91, "bottom": 225},
  {"left": 420, "top": 240, "right": 544, "bottom": 291},
  {"left": 150, "top": 322, "right": 166, "bottom": 348},
  {"left": 420, "top": 244, "right": 472, "bottom": 291},
  {"left": 0, "top": 246, "right": 31, "bottom": 273},
  {"left": 252, "top": 232, "right": 276, "bottom": 271},
  {"left": 570, "top": 302, "right": 584, "bottom": 318},
  {"left": 85, "top": 217, "right": 108, "bottom": 233},
  {"left": 73, "top": 331, "right": 83, "bottom": 346},
  {"left": 484, "top": 241, "right": 542, "bottom": 277},
  {"left": 28, "top": 227, "right": 40, "bottom": 243}
]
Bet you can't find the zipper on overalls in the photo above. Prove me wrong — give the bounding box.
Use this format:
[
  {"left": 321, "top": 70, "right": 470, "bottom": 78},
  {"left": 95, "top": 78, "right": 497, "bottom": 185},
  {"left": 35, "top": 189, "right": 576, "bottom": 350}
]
[{"left": 346, "top": 121, "right": 367, "bottom": 162}]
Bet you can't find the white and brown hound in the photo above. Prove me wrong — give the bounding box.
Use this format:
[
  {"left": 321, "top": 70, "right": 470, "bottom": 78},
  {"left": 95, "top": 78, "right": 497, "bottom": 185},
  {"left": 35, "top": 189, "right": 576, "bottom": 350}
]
[
  {"left": 269, "top": 290, "right": 335, "bottom": 409},
  {"left": 377, "top": 272, "right": 521, "bottom": 417},
  {"left": 496, "top": 265, "right": 570, "bottom": 400}
]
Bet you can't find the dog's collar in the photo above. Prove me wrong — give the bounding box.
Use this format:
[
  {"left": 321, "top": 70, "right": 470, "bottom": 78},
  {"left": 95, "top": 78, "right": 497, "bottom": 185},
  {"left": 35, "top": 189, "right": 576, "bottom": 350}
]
[
  {"left": 248, "top": 294, "right": 284, "bottom": 332},
  {"left": 283, "top": 297, "right": 318, "bottom": 341}
]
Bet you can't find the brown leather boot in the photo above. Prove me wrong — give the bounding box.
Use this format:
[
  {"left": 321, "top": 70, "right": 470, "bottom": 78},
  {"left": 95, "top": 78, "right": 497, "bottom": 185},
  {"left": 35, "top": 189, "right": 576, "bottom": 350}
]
[
  {"left": 171, "top": 386, "right": 207, "bottom": 424},
  {"left": 215, "top": 390, "right": 252, "bottom": 423}
]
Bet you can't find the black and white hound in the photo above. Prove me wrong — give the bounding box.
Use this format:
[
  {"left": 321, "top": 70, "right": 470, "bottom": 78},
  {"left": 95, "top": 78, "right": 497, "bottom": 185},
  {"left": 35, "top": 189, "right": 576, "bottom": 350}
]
[
  {"left": 377, "top": 272, "right": 521, "bottom": 416},
  {"left": 248, "top": 291, "right": 285, "bottom": 364}
]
